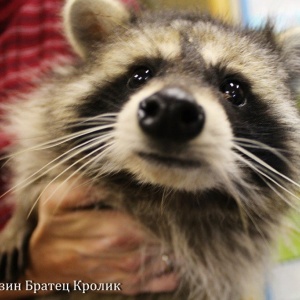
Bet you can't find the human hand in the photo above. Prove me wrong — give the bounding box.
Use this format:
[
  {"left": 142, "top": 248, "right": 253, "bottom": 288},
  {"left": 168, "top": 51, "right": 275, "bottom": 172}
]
[{"left": 25, "top": 179, "right": 179, "bottom": 296}]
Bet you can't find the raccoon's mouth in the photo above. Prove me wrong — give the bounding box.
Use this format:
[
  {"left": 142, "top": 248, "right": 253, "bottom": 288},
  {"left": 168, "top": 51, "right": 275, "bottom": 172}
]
[{"left": 138, "top": 152, "right": 201, "bottom": 169}]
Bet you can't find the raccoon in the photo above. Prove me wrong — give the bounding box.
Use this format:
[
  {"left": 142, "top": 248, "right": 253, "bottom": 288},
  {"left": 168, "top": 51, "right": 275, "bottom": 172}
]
[{"left": 1, "top": 0, "right": 300, "bottom": 299}]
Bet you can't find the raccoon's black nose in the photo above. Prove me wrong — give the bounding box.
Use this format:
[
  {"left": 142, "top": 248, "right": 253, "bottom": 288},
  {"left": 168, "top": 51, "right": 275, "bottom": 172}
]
[{"left": 138, "top": 87, "right": 205, "bottom": 142}]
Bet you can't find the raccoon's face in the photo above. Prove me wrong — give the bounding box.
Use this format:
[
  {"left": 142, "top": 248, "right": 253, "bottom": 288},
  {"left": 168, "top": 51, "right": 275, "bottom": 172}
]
[{"left": 58, "top": 0, "right": 300, "bottom": 196}]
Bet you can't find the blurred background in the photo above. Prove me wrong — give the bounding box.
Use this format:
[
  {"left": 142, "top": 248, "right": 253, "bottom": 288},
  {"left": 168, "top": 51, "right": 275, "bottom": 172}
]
[
  {"left": 141, "top": 0, "right": 300, "bottom": 30},
  {"left": 141, "top": 1, "right": 300, "bottom": 300}
]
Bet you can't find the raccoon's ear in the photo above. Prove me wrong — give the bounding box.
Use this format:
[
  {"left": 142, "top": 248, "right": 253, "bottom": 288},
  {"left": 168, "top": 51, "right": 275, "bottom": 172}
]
[
  {"left": 278, "top": 28, "right": 300, "bottom": 93},
  {"left": 63, "top": 0, "right": 132, "bottom": 58}
]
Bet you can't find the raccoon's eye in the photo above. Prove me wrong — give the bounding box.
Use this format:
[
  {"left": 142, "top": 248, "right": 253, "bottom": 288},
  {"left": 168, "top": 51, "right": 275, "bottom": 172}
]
[
  {"left": 127, "top": 67, "right": 153, "bottom": 89},
  {"left": 220, "top": 80, "right": 247, "bottom": 107}
]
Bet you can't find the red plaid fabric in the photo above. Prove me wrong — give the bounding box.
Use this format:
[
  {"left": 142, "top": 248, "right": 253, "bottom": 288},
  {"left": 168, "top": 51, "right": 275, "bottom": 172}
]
[
  {"left": 0, "top": 0, "right": 138, "bottom": 230},
  {"left": 0, "top": 0, "right": 138, "bottom": 99},
  {"left": 0, "top": 0, "right": 73, "bottom": 100}
]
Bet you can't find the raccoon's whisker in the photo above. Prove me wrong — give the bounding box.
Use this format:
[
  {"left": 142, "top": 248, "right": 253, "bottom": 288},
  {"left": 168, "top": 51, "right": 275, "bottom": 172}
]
[
  {"left": 81, "top": 144, "right": 115, "bottom": 177},
  {"left": 234, "top": 145, "right": 300, "bottom": 189},
  {"left": 261, "top": 177, "right": 299, "bottom": 212},
  {"left": 65, "top": 122, "right": 115, "bottom": 129},
  {"left": 65, "top": 114, "right": 117, "bottom": 127},
  {"left": 73, "top": 112, "right": 118, "bottom": 119},
  {"left": 3, "top": 134, "right": 114, "bottom": 200},
  {"left": 38, "top": 133, "right": 114, "bottom": 177},
  {"left": 234, "top": 142, "right": 294, "bottom": 160},
  {"left": 35, "top": 125, "right": 115, "bottom": 150},
  {"left": 68, "top": 114, "right": 118, "bottom": 122},
  {"left": 47, "top": 144, "right": 116, "bottom": 207},
  {"left": 252, "top": 166, "right": 300, "bottom": 210},
  {"left": 233, "top": 149, "right": 285, "bottom": 189},
  {"left": 234, "top": 142, "right": 287, "bottom": 154},
  {"left": 232, "top": 148, "right": 296, "bottom": 195},
  {"left": 65, "top": 117, "right": 116, "bottom": 124},
  {"left": 37, "top": 147, "right": 115, "bottom": 216},
  {"left": 233, "top": 152, "right": 300, "bottom": 211},
  {"left": 73, "top": 132, "right": 113, "bottom": 146},
  {"left": 253, "top": 167, "right": 300, "bottom": 214},
  {"left": 63, "top": 141, "right": 115, "bottom": 180},
  {"left": 28, "top": 140, "right": 115, "bottom": 217},
  {"left": 249, "top": 160, "right": 294, "bottom": 192},
  {"left": 2, "top": 124, "right": 115, "bottom": 164},
  {"left": 233, "top": 138, "right": 293, "bottom": 163},
  {"left": 235, "top": 152, "right": 295, "bottom": 207},
  {"left": 61, "top": 127, "right": 114, "bottom": 147}
]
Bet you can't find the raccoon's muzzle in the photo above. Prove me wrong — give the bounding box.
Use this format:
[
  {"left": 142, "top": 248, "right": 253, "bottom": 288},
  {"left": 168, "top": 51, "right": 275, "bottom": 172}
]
[{"left": 138, "top": 86, "right": 205, "bottom": 143}]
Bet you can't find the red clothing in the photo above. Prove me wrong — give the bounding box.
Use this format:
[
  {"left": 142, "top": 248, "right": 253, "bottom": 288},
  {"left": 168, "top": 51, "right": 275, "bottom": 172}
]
[
  {"left": 0, "top": 0, "right": 73, "bottom": 100},
  {"left": 0, "top": 0, "right": 138, "bottom": 230}
]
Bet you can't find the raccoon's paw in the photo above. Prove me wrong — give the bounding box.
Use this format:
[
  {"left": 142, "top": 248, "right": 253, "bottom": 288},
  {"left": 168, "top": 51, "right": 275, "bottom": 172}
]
[{"left": 0, "top": 227, "right": 32, "bottom": 283}]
